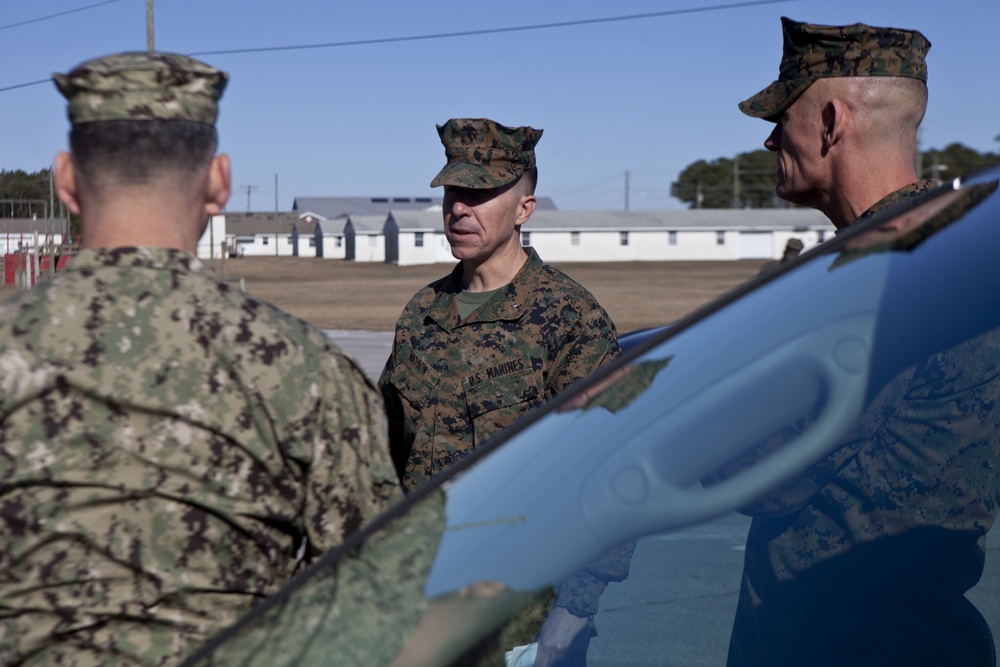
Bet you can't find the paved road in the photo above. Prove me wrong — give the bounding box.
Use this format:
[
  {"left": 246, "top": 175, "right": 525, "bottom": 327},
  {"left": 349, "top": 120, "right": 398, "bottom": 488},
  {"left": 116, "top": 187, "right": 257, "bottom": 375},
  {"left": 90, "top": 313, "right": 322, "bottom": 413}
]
[{"left": 325, "top": 329, "right": 393, "bottom": 383}]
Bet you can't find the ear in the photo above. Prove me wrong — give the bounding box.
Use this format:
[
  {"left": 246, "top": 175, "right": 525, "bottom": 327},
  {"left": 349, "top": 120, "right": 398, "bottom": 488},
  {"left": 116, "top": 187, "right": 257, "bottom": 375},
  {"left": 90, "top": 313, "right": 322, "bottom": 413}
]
[
  {"left": 516, "top": 193, "right": 537, "bottom": 226},
  {"left": 204, "top": 153, "right": 231, "bottom": 216},
  {"left": 821, "top": 98, "right": 850, "bottom": 153},
  {"left": 54, "top": 151, "right": 83, "bottom": 216}
]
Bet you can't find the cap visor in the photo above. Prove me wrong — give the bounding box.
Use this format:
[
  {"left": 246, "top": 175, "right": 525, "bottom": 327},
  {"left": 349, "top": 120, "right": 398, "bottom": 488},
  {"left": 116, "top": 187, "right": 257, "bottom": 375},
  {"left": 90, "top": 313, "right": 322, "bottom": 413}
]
[
  {"left": 738, "top": 79, "right": 810, "bottom": 121},
  {"left": 430, "top": 162, "right": 511, "bottom": 189}
]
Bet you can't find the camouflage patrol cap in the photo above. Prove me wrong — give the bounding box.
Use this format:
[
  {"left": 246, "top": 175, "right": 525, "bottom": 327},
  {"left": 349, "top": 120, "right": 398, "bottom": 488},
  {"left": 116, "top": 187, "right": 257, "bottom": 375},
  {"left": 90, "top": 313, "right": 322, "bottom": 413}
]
[
  {"left": 53, "top": 51, "right": 228, "bottom": 125},
  {"left": 430, "top": 118, "right": 543, "bottom": 189},
  {"left": 739, "top": 17, "right": 930, "bottom": 120}
]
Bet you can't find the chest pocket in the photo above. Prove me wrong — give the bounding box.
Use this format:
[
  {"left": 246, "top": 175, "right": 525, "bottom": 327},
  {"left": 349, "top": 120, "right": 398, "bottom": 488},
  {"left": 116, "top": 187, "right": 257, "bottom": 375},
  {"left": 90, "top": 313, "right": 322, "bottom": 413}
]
[
  {"left": 463, "top": 361, "right": 542, "bottom": 446},
  {"left": 390, "top": 343, "right": 439, "bottom": 411}
]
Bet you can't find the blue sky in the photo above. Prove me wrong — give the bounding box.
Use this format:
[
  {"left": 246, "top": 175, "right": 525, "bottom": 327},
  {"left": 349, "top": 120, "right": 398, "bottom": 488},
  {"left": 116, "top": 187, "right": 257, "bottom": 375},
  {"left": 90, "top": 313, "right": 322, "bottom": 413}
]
[{"left": 2, "top": 0, "right": 997, "bottom": 212}]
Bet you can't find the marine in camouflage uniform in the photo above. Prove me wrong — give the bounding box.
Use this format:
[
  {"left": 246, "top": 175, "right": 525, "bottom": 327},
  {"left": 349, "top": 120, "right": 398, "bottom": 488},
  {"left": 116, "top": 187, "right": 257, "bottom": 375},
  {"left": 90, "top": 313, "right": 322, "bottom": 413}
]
[
  {"left": 722, "top": 19, "right": 1000, "bottom": 666},
  {"left": 0, "top": 53, "right": 400, "bottom": 666},
  {"left": 378, "top": 118, "right": 619, "bottom": 491},
  {"left": 378, "top": 118, "right": 623, "bottom": 665},
  {"left": 758, "top": 237, "right": 804, "bottom": 274},
  {"left": 380, "top": 248, "right": 619, "bottom": 489}
]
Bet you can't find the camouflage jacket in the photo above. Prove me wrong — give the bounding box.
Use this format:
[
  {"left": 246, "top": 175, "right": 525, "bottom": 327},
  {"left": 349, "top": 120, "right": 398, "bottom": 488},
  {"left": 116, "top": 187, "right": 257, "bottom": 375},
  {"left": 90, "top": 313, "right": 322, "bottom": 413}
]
[
  {"left": 0, "top": 247, "right": 400, "bottom": 666},
  {"left": 378, "top": 248, "right": 619, "bottom": 492},
  {"left": 726, "top": 325, "right": 1000, "bottom": 665}
]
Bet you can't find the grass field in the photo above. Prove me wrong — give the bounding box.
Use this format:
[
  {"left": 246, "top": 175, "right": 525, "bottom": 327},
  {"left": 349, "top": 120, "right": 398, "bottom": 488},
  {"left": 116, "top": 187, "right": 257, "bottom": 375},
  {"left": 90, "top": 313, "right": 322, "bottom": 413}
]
[
  {"left": 209, "top": 256, "right": 770, "bottom": 332},
  {"left": 2, "top": 255, "right": 771, "bottom": 331}
]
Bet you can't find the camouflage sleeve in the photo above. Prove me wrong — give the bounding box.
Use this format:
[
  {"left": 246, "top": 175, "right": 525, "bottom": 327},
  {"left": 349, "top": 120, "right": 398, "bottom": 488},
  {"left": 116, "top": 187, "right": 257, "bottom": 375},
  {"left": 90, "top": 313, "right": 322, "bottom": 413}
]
[
  {"left": 554, "top": 541, "right": 636, "bottom": 615},
  {"left": 710, "top": 327, "right": 1000, "bottom": 521},
  {"left": 377, "top": 347, "right": 410, "bottom": 485},
  {"left": 305, "top": 351, "right": 402, "bottom": 556},
  {"left": 548, "top": 303, "right": 620, "bottom": 394},
  {"left": 547, "top": 300, "right": 626, "bottom": 614}
]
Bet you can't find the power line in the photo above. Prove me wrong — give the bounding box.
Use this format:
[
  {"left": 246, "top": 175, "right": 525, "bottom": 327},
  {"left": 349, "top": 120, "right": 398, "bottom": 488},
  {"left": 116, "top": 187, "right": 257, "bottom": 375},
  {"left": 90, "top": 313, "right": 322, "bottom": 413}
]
[
  {"left": 0, "top": 79, "right": 50, "bottom": 93},
  {"left": 0, "top": 0, "right": 122, "bottom": 32},
  {"left": 189, "top": 0, "right": 795, "bottom": 57},
  {"left": 0, "top": 0, "right": 794, "bottom": 93}
]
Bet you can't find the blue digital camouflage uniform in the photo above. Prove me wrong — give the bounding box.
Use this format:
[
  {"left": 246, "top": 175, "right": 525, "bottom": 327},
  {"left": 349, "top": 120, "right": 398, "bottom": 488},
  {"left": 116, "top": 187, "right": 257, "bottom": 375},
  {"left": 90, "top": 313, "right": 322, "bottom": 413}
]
[
  {"left": 379, "top": 246, "right": 619, "bottom": 492},
  {"left": 0, "top": 248, "right": 401, "bottom": 666}
]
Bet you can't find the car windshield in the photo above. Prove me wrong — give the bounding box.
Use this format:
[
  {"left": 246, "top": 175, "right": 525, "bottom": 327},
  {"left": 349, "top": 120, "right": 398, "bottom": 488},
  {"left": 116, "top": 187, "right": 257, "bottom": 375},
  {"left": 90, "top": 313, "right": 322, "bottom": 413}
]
[{"left": 182, "top": 172, "right": 1000, "bottom": 667}]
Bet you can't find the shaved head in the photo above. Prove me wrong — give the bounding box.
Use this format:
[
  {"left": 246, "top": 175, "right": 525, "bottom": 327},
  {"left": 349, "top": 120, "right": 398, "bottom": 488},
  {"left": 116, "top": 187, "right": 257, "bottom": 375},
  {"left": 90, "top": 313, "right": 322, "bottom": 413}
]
[{"left": 813, "top": 77, "right": 927, "bottom": 157}]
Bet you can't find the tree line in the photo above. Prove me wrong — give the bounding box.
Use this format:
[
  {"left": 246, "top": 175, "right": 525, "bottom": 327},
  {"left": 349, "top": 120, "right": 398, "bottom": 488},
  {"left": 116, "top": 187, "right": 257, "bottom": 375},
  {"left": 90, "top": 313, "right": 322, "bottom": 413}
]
[
  {"left": 669, "top": 142, "right": 1000, "bottom": 209},
  {"left": 0, "top": 169, "right": 57, "bottom": 219},
  {"left": 4, "top": 143, "right": 999, "bottom": 217}
]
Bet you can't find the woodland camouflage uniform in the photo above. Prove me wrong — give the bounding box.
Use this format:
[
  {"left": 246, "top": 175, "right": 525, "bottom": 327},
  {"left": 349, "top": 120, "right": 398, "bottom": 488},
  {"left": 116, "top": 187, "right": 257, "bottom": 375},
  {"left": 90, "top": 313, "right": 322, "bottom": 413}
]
[
  {"left": 0, "top": 53, "right": 400, "bottom": 666},
  {"left": 724, "top": 19, "right": 1000, "bottom": 667},
  {"left": 855, "top": 179, "right": 939, "bottom": 221},
  {"left": 379, "top": 119, "right": 626, "bottom": 652},
  {"left": 380, "top": 118, "right": 620, "bottom": 492},
  {"left": 380, "top": 247, "right": 619, "bottom": 491}
]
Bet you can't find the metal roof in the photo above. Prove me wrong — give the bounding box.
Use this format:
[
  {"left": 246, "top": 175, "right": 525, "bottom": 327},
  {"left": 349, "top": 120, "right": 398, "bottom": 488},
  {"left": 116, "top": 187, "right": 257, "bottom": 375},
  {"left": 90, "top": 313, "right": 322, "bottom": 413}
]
[
  {"left": 524, "top": 208, "right": 829, "bottom": 231},
  {"left": 344, "top": 214, "right": 387, "bottom": 234},
  {"left": 292, "top": 195, "right": 558, "bottom": 220}
]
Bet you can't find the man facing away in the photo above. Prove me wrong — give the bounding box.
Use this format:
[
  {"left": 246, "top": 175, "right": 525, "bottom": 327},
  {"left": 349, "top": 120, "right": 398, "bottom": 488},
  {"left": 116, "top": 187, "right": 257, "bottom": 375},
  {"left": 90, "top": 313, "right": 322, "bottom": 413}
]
[
  {"left": 719, "top": 18, "right": 1000, "bottom": 667},
  {"left": 379, "top": 118, "right": 624, "bottom": 665},
  {"left": 0, "top": 52, "right": 400, "bottom": 666}
]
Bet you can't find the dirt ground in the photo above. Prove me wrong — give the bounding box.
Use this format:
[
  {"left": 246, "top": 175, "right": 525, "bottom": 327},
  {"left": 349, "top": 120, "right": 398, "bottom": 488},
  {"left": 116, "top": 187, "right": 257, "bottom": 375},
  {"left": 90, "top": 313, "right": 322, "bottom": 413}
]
[{"left": 209, "top": 256, "right": 770, "bottom": 332}]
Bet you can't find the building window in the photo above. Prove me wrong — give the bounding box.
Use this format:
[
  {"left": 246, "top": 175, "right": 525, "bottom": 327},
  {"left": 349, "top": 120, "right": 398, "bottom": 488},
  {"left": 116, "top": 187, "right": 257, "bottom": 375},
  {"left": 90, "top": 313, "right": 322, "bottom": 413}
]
[
  {"left": 309, "top": 238, "right": 316, "bottom": 248},
  {"left": 521, "top": 231, "right": 531, "bottom": 246},
  {"left": 668, "top": 230, "right": 677, "bottom": 246},
  {"left": 716, "top": 231, "right": 725, "bottom": 246},
  {"left": 415, "top": 232, "right": 424, "bottom": 248},
  {"left": 817, "top": 231, "right": 826, "bottom": 243},
  {"left": 262, "top": 236, "right": 269, "bottom": 245},
  {"left": 368, "top": 235, "right": 378, "bottom": 248},
  {"left": 620, "top": 231, "right": 629, "bottom": 246},
  {"left": 570, "top": 231, "right": 581, "bottom": 246}
]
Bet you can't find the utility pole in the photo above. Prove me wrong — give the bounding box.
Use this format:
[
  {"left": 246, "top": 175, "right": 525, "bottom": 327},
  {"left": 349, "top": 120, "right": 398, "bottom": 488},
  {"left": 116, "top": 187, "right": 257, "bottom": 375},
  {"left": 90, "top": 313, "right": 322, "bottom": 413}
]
[
  {"left": 274, "top": 174, "right": 279, "bottom": 257},
  {"left": 146, "top": 0, "right": 154, "bottom": 51},
  {"left": 930, "top": 152, "right": 948, "bottom": 183},
  {"left": 624, "top": 170, "right": 630, "bottom": 211},
  {"left": 732, "top": 155, "right": 741, "bottom": 209},
  {"left": 48, "top": 166, "right": 55, "bottom": 221},
  {"left": 239, "top": 185, "right": 257, "bottom": 214}
]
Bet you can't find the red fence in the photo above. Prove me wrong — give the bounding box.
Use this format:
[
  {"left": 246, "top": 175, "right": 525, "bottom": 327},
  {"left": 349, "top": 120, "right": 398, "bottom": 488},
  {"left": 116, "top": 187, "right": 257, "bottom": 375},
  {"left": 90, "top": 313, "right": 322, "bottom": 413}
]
[{"left": 3, "top": 253, "right": 72, "bottom": 287}]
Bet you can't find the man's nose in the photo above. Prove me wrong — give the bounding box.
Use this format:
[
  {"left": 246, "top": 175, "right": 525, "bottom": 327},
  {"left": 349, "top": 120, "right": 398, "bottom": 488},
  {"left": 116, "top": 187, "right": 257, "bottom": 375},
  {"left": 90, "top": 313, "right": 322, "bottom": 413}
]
[
  {"left": 448, "top": 197, "right": 473, "bottom": 217},
  {"left": 764, "top": 124, "right": 781, "bottom": 152}
]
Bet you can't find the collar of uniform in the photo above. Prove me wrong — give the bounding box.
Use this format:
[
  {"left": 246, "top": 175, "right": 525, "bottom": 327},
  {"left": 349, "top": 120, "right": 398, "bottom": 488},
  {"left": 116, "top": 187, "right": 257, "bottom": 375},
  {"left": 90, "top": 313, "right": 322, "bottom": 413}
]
[
  {"left": 66, "top": 246, "right": 210, "bottom": 274},
  {"left": 855, "top": 179, "right": 939, "bottom": 223},
  {"left": 459, "top": 248, "right": 541, "bottom": 325},
  {"left": 426, "top": 247, "right": 542, "bottom": 330}
]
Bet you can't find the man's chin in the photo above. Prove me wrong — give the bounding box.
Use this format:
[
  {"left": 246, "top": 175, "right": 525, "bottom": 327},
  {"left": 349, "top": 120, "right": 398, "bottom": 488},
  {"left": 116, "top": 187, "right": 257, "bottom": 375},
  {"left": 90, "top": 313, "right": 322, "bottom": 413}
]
[
  {"left": 774, "top": 184, "right": 809, "bottom": 208},
  {"left": 448, "top": 245, "right": 480, "bottom": 262}
]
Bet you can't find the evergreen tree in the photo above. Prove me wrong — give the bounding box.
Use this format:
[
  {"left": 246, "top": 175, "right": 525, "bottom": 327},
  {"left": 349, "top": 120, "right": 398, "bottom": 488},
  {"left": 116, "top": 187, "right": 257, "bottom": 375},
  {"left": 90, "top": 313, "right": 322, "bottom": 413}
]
[
  {"left": 0, "top": 169, "right": 53, "bottom": 219},
  {"left": 671, "top": 143, "right": 1000, "bottom": 209}
]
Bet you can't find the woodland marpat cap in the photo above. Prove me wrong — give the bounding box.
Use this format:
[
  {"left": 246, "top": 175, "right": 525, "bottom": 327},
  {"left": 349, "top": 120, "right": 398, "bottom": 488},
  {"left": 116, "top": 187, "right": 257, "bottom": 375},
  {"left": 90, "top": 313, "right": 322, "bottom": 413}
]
[
  {"left": 431, "top": 118, "right": 543, "bottom": 189},
  {"left": 739, "top": 17, "right": 930, "bottom": 120}
]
